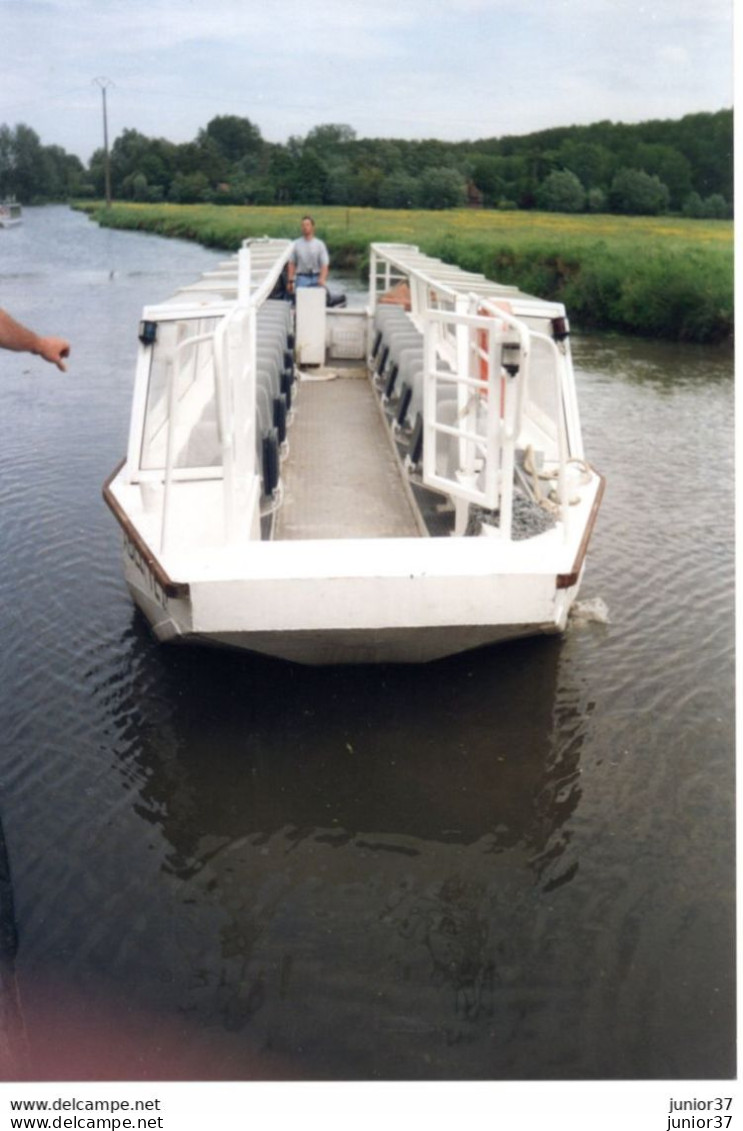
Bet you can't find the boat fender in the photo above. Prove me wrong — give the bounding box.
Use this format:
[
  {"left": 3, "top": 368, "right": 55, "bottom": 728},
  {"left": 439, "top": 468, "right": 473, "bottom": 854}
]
[
  {"left": 287, "top": 332, "right": 295, "bottom": 351},
  {"left": 409, "top": 413, "right": 424, "bottom": 466},
  {"left": 384, "top": 363, "right": 399, "bottom": 400},
  {"left": 262, "top": 429, "right": 280, "bottom": 496},
  {"left": 280, "top": 368, "right": 293, "bottom": 408},
  {"left": 283, "top": 348, "right": 293, "bottom": 370},
  {"left": 377, "top": 344, "right": 390, "bottom": 377},
  {"left": 396, "top": 383, "right": 412, "bottom": 428},
  {"left": 372, "top": 329, "right": 383, "bottom": 359},
  {"left": 273, "top": 395, "right": 288, "bottom": 442}
]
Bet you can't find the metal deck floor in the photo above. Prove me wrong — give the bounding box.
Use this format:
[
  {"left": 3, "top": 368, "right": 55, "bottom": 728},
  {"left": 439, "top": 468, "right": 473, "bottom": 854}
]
[{"left": 274, "top": 376, "right": 423, "bottom": 540}]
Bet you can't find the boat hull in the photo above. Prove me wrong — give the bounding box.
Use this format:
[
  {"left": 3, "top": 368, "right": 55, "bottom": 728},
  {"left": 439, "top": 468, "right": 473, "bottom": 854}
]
[
  {"left": 187, "top": 622, "right": 564, "bottom": 665},
  {"left": 122, "top": 542, "right": 580, "bottom": 665}
]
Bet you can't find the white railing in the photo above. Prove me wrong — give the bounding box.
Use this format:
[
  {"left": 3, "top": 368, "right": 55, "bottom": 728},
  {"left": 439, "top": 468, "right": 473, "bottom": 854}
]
[
  {"left": 154, "top": 239, "right": 292, "bottom": 554},
  {"left": 420, "top": 300, "right": 572, "bottom": 541},
  {"left": 422, "top": 307, "right": 509, "bottom": 519}
]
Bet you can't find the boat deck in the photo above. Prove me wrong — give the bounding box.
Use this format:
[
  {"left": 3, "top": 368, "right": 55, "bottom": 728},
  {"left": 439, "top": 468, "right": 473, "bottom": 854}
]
[{"left": 274, "top": 374, "right": 424, "bottom": 540}]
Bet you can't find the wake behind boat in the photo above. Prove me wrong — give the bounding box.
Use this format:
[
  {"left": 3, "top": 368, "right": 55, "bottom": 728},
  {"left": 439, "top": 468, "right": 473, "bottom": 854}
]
[{"left": 104, "top": 239, "right": 604, "bottom": 664}]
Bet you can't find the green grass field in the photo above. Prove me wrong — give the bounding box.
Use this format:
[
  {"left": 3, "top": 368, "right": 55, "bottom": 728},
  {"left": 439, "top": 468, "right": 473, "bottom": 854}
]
[{"left": 78, "top": 202, "right": 733, "bottom": 343}]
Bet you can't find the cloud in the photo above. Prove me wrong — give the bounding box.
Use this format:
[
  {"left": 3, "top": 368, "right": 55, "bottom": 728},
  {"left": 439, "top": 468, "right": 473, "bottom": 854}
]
[
  {"left": 0, "top": 0, "right": 732, "bottom": 159},
  {"left": 658, "top": 45, "right": 691, "bottom": 65}
]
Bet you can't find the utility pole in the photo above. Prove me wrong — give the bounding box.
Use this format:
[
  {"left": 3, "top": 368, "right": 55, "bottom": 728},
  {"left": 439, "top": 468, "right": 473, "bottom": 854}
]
[{"left": 93, "top": 77, "right": 113, "bottom": 208}]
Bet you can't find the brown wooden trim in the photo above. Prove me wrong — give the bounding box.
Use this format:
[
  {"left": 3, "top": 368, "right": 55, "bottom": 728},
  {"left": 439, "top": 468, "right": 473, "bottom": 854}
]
[
  {"left": 102, "top": 461, "right": 190, "bottom": 599},
  {"left": 556, "top": 471, "right": 606, "bottom": 590}
]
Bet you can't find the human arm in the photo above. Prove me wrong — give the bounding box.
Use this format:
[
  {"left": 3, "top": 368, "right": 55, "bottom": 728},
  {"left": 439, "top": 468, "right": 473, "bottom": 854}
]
[
  {"left": 318, "top": 241, "right": 329, "bottom": 287},
  {"left": 0, "top": 308, "right": 70, "bottom": 371},
  {"left": 286, "top": 247, "right": 297, "bottom": 292}
]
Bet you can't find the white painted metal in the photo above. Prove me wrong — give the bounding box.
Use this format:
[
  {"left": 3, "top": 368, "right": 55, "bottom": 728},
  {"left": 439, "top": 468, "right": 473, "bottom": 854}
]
[{"left": 295, "top": 287, "right": 326, "bottom": 365}]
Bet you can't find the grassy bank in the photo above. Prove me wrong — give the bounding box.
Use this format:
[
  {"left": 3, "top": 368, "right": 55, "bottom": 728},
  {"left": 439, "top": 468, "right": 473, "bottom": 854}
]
[{"left": 77, "top": 202, "right": 733, "bottom": 343}]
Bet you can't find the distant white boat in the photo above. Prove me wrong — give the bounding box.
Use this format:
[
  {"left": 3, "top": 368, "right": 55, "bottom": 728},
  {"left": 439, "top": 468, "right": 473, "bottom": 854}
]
[
  {"left": 0, "top": 201, "right": 22, "bottom": 228},
  {"left": 104, "top": 238, "right": 604, "bottom": 664}
]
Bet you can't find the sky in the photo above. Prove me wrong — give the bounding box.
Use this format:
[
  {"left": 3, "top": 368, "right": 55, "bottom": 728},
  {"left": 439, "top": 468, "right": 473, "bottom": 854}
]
[{"left": 0, "top": 0, "right": 734, "bottom": 163}]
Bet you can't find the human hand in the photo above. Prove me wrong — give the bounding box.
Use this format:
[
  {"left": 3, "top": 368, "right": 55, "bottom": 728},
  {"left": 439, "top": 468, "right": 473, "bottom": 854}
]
[{"left": 37, "top": 336, "right": 71, "bottom": 371}]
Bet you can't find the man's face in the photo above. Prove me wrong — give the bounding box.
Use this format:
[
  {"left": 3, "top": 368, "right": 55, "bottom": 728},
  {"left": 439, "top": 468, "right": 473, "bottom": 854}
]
[{"left": 301, "top": 219, "right": 314, "bottom": 240}]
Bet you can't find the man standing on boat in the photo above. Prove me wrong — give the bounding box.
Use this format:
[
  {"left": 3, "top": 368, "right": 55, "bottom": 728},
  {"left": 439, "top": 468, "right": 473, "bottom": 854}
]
[
  {"left": 0, "top": 308, "right": 70, "bottom": 371},
  {"left": 286, "top": 216, "right": 329, "bottom": 294}
]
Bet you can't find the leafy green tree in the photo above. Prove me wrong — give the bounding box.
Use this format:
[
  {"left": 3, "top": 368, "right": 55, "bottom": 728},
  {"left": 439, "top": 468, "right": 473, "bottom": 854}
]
[
  {"left": 323, "top": 159, "right": 353, "bottom": 205},
  {"left": 44, "top": 145, "right": 86, "bottom": 197},
  {"left": 417, "top": 167, "right": 466, "bottom": 209},
  {"left": 304, "top": 124, "right": 356, "bottom": 153},
  {"left": 378, "top": 171, "right": 419, "bottom": 209},
  {"left": 536, "top": 169, "right": 586, "bottom": 213},
  {"left": 682, "top": 191, "right": 705, "bottom": 218},
  {"left": 609, "top": 168, "right": 670, "bottom": 215},
  {"left": 167, "top": 171, "right": 212, "bottom": 203},
  {"left": 634, "top": 143, "right": 692, "bottom": 209},
  {"left": 553, "top": 140, "right": 615, "bottom": 191},
  {"left": 471, "top": 156, "right": 506, "bottom": 207},
  {"left": 702, "top": 193, "right": 731, "bottom": 219},
  {"left": 249, "top": 179, "right": 276, "bottom": 205},
  {"left": 10, "top": 124, "right": 47, "bottom": 201},
  {"left": 350, "top": 164, "right": 383, "bottom": 207},
  {"left": 130, "top": 172, "right": 148, "bottom": 201},
  {"left": 0, "top": 126, "right": 13, "bottom": 197},
  {"left": 265, "top": 145, "right": 294, "bottom": 203},
  {"left": 586, "top": 187, "right": 607, "bottom": 213},
  {"left": 291, "top": 147, "right": 328, "bottom": 204},
  {"left": 198, "top": 116, "right": 263, "bottom": 163},
  {"left": 110, "top": 129, "right": 173, "bottom": 198}
]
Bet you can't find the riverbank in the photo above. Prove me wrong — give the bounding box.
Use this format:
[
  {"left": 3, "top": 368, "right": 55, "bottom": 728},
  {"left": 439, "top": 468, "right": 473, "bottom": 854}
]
[{"left": 76, "top": 202, "right": 733, "bottom": 344}]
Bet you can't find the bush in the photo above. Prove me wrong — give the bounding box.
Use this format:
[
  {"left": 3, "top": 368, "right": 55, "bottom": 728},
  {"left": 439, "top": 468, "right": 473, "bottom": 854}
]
[
  {"left": 702, "top": 193, "right": 730, "bottom": 219},
  {"left": 535, "top": 170, "right": 586, "bottom": 213},
  {"left": 417, "top": 167, "right": 467, "bottom": 210},
  {"left": 682, "top": 191, "right": 731, "bottom": 220},
  {"left": 586, "top": 187, "right": 606, "bottom": 213},
  {"left": 609, "top": 168, "right": 670, "bottom": 215},
  {"left": 682, "top": 192, "right": 705, "bottom": 218},
  {"left": 378, "top": 172, "right": 419, "bottom": 210}
]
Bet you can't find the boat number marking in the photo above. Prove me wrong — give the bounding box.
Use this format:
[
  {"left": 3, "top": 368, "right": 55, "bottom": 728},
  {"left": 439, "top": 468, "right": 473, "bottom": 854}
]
[{"left": 124, "top": 536, "right": 168, "bottom": 609}]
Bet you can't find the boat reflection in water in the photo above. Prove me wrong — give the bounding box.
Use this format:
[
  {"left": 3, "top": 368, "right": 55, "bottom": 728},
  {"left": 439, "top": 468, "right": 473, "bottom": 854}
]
[{"left": 73, "top": 622, "right": 591, "bottom": 1080}]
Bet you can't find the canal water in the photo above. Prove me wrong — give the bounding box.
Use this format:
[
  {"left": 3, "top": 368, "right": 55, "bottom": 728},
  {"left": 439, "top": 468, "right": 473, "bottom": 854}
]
[{"left": 0, "top": 207, "right": 734, "bottom": 1082}]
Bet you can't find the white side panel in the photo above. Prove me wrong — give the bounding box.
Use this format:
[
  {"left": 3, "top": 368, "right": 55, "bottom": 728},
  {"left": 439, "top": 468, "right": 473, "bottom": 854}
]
[{"left": 189, "top": 572, "right": 558, "bottom": 634}]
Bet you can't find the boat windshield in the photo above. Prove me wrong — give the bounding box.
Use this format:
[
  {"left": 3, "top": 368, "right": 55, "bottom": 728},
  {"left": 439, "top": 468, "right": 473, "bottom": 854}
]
[{"left": 139, "top": 317, "right": 222, "bottom": 473}]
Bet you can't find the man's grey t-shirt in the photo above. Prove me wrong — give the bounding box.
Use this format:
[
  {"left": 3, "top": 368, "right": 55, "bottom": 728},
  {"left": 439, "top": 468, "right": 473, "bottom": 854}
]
[{"left": 290, "top": 236, "right": 329, "bottom": 275}]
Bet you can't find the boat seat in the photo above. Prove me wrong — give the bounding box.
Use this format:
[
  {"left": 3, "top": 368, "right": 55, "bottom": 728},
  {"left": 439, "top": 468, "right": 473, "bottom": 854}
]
[
  {"left": 373, "top": 304, "right": 412, "bottom": 331},
  {"left": 384, "top": 344, "right": 424, "bottom": 399}
]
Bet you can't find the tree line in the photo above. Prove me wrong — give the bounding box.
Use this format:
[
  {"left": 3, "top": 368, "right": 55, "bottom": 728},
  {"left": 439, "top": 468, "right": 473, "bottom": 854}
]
[{"left": 0, "top": 109, "right": 732, "bottom": 218}]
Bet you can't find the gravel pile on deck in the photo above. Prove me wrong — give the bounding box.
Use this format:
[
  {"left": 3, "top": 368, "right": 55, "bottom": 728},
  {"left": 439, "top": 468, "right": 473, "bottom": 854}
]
[{"left": 467, "top": 491, "right": 556, "bottom": 540}]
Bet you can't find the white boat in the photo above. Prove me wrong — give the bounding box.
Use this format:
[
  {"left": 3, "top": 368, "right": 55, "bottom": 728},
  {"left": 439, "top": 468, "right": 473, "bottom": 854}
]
[
  {"left": 0, "top": 201, "right": 22, "bottom": 228},
  {"left": 104, "top": 238, "right": 604, "bottom": 664}
]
